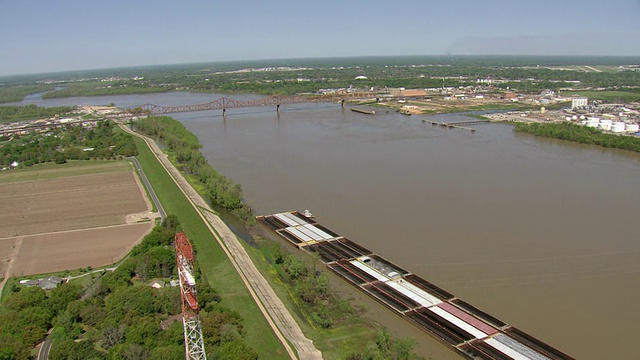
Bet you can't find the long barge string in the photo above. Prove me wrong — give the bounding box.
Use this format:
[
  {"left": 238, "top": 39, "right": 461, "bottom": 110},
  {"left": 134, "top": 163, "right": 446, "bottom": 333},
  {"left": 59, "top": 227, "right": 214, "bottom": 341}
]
[{"left": 257, "top": 211, "right": 574, "bottom": 360}]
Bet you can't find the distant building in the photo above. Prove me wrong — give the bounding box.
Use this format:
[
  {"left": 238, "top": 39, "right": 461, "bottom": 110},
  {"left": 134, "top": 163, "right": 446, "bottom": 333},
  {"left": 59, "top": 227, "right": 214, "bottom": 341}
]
[
  {"left": 20, "top": 275, "right": 64, "bottom": 290},
  {"left": 39, "top": 276, "right": 63, "bottom": 290},
  {"left": 477, "top": 78, "right": 494, "bottom": 84},
  {"left": 150, "top": 280, "right": 166, "bottom": 289},
  {"left": 572, "top": 97, "right": 588, "bottom": 109},
  {"left": 20, "top": 279, "right": 40, "bottom": 287}
]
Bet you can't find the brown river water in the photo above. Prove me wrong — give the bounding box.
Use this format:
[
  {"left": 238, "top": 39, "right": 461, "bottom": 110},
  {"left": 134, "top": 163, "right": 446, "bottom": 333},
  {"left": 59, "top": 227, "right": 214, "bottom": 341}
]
[
  {"left": 176, "top": 103, "right": 640, "bottom": 360},
  {"left": 21, "top": 93, "right": 640, "bottom": 359}
]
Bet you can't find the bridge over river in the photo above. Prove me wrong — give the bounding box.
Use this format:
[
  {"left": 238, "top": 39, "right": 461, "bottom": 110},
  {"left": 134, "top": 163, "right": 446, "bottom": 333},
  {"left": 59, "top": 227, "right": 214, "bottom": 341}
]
[{"left": 135, "top": 92, "right": 378, "bottom": 115}]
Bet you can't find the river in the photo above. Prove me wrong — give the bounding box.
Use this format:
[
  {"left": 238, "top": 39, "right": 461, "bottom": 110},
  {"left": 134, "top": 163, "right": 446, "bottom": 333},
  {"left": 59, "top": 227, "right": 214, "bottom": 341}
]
[{"left": 14, "top": 92, "right": 640, "bottom": 359}]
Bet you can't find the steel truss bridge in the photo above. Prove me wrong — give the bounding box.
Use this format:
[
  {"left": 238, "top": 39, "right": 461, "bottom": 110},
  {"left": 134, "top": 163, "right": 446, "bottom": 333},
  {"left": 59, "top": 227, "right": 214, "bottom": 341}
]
[{"left": 136, "top": 92, "right": 378, "bottom": 115}]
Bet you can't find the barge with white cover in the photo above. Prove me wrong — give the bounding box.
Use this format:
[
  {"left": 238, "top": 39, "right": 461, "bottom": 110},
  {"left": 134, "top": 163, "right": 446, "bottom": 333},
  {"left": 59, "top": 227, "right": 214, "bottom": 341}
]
[{"left": 257, "top": 211, "right": 574, "bottom": 360}]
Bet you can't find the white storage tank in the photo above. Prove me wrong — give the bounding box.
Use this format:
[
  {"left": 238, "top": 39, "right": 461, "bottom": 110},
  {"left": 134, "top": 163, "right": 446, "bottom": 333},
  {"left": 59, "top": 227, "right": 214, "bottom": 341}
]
[
  {"left": 625, "top": 123, "right": 639, "bottom": 132},
  {"left": 599, "top": 119, "right": 612, "bottom": 130},
  {"left": 586, "top": 119, "right": 600, "bottom": 128},
  {"left": 611, "top": 122, "right": 625, "bottom": 132},
  {"left": 572, "top": 115, "right": 578, "bottom": 120}
]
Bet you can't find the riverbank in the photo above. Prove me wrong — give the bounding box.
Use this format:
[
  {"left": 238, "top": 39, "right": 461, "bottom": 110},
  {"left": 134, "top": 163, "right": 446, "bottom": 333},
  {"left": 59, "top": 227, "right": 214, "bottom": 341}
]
[
  {"left": 4, "top": 89, "right": 639, "bottom": 358},
  {"left": 514, "top": 121, "right": 640, "bottom": 153},
  {"left": 124, "top": 126, "right": 294, "bottom": 358},
  {"left": 129, "top": 116, "right": 430, "bottom": 359}
]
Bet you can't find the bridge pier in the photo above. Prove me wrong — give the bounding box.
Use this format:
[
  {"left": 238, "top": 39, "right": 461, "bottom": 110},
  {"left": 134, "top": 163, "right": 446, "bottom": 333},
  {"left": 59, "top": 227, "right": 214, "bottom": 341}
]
[
  {"left": 341, "top": 100, "right": 345, "bottom": 109},
  {"left": 222, "top": 108, "right": 226, "bottom": 116},
  {"left": 277, "top": 104, "right": 280, "bottom": 113}
]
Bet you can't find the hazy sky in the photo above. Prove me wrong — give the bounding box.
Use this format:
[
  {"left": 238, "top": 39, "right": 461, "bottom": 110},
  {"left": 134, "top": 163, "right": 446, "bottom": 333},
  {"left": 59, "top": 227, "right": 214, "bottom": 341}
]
[{"left": 1, "top": 0, "right": 639, "bottom": 76}]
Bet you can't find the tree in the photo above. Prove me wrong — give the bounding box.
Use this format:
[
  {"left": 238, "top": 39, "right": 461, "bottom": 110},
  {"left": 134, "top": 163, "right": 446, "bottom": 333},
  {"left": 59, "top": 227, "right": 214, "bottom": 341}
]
[
  {"left": 101, "top": 324, "right": 126, "bottom": 350},
  {"left": 108, "top": 343, "right": 149, "bottom": 360},
  {"left": 54, "top": 151, "right": 67, "bottom": 164},
  {"left": 48, "top": 283, "right": 82, "bottom": 316},
  {"left": 49, "top": 339, "right": 102, "bottom": 360},
  {"left": 3, "top": 286, "right": 47, "bottom": 310},
  {"left": 149, "top": 346, "right": 184, "bottom": 360}
]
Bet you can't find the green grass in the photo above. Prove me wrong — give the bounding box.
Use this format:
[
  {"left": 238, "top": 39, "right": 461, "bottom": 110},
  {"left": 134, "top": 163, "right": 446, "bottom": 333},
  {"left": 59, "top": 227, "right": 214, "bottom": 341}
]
[
  {"left": 80, "top": 113, "right": 102, "bottom": 120},
  {"left": 0, "top": 160, "right": 131, "bottom": 184},
  {"left": 464, "top": 114, "right": 490, "bottom": 121},
  {"left": 132, "top": 136, "right": 288, "bottom": 359},
  {"left": 246, "top": 237, "right": 378, "bottom": 359},
  {"left": 0, "top": 84, "right": 55, "bottom": 103},
  {"left": 567, "top": 91, "right": 640, "bottom": 103},
  {"left": 42, "top": 81, "right": 169, "bottom": 99}
]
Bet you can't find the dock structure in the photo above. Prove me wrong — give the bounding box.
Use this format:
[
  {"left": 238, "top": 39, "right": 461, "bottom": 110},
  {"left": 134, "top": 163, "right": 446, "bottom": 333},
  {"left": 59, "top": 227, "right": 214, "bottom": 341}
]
[
  {"left": 424, "top": 119, "right": 488, "bottom": 132},
  {"left": 257, "top": 211, "right": 574, "bottom": 360},
  {"left": 351, "top": 107, "right": 376, "bottom": 115},
  {"left": 447, "top": 119, "right": 491, "bottom": 126}
]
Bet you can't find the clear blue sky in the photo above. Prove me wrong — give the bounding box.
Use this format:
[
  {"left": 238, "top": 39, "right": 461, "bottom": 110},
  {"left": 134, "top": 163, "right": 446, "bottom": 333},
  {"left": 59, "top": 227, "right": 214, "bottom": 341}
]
[{"left": 1, "top": 0, "right": 639, "bottom": 76}]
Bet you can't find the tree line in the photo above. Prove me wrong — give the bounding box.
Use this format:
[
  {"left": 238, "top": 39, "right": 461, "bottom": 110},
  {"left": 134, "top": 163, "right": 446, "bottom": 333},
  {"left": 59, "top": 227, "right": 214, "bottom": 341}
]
[
  {"left": 1, "top": 120, "right": 138, "bottom": 167},
  {"left": 265, "top": 244, "right": 422, "bottom": 359},
  {"left": 134, "top": 116, "right": 252, "bottom": 220},
  {"left": 0, "top": 84, "right": 54, "bottom": 103},
  {"left": 0, "top": 105, "right": 75, "bottom": 123},
  {"left": 514, "top": 121, "right": 640, "bottom": 152},
  {"left": 41, "top": 81, "right": 168, "bottom": 100},
  {"left": 4, "top": 56, "right": 639, "bottom": 106}
]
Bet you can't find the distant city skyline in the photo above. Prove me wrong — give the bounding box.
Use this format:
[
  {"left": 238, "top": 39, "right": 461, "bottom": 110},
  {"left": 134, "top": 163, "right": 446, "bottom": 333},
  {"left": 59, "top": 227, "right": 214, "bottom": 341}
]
[{"left": 1, "top": 0, "right": 639, "bottom": 76}]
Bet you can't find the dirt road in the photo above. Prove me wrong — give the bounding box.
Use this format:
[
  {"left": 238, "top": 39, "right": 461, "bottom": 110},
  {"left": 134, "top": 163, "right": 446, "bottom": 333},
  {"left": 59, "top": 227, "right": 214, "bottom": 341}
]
[{"left": 121, "top": 124, "right": 322, "bottom": 360}]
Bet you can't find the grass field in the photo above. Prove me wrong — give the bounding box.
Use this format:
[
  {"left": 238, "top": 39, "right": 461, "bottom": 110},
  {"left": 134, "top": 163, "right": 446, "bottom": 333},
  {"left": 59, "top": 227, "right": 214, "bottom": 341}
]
[
  {"left": 131, "top": 136, "right": 288, "bottom": 359},
  {"left": 0, "top": 160, "right": 131, "bottom": 184}
]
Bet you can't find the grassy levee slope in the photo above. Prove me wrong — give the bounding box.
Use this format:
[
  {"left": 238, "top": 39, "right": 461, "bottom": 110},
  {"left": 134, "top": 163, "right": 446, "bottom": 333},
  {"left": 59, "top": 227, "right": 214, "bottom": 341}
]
[{"left": 132, "top": 136, "right": 288, "bottom": 359}]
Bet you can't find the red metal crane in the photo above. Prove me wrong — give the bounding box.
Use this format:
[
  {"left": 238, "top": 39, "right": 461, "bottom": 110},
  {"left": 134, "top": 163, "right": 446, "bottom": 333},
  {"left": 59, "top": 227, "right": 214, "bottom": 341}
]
[{"left": 175, "top": 232, "right": 207, "bottom": 360}]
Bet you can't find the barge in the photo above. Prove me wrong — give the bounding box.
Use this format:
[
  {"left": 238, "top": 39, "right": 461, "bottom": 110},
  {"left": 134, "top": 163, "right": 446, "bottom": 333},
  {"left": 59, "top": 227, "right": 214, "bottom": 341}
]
[{"left": 257, "top": 211, "right": 574, "bottom": 360}]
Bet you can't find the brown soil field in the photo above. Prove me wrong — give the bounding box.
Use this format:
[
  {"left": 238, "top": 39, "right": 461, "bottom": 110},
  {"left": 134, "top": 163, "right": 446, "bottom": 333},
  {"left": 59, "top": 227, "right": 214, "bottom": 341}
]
[
  {"left": 0, "top": 171, "right": 148, "bottom": 238},
  {"left": 8, "top": 223, "right": 153, "bottom": 276},
  {"left": 0, "top": 237, "right": 20, "bottom": 278}
]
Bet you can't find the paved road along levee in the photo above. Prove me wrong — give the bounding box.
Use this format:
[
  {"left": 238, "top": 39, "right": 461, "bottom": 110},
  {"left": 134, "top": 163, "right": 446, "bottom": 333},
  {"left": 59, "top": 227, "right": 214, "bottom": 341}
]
[
  {"left": 120, "top": 124, "right": 322, "bottom": 360},
  {"left": 129, "top": 156, "right": 166, "bottom": 221}
]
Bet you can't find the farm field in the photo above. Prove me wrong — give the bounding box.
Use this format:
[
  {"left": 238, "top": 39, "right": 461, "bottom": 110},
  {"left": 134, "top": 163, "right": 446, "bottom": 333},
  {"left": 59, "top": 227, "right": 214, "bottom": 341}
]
[
  {"left": 0, "top": 165, "right": 148, "bottom": 238},
  {"left": 0, "top": 160, "right": 156, "bottom": 277},
  {"left": 4, "top": 223, "right": 153, "bottom": 276},
  {"left": 0, "top": 237, "right": 19, "bottom": 278}
]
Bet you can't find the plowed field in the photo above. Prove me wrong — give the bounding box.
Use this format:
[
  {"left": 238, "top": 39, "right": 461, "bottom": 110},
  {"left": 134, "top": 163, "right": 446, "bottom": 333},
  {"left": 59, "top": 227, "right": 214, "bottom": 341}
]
[
  {"left": 0, "top": 161, "right": 154, "bottom": 277},
  {"left": 0, "top": 171, "right": 147, "bottom": 238},
  {"left": 5, "top": 223, "right": 153, "bottom": 276}
]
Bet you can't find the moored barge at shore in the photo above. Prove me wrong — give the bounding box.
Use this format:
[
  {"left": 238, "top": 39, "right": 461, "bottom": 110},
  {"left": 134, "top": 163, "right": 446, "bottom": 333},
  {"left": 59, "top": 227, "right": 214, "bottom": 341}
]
[{"left": 257, "top": 211, "right": 574, "bottom": 360}]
